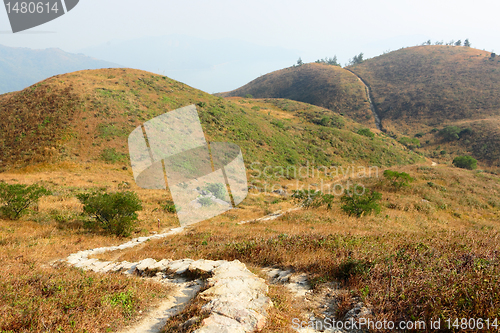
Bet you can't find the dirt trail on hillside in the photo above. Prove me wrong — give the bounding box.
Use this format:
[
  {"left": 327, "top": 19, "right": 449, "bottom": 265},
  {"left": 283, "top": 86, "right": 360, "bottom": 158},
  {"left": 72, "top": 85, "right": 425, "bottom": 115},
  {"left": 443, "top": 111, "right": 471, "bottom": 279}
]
[
  {"left": 55, "top": 207, "right": 369, "bottom": 333},
  {"left": 344, "top": 69, "right": 382, "bottom": 131}
]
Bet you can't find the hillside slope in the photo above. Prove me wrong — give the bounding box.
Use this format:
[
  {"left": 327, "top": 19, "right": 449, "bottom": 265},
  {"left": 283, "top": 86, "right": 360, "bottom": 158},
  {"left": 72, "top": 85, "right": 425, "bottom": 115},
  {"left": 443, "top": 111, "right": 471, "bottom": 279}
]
[
  {"left": 348, "top": 45, "right": 500, "bottom": 128},
  {"left": 218, "top": 63, "right": 375, "bottom": 127},
  {"left": 0, "top": 44, "right": 120, "bottom": 94},
  {"left": 0, "top": 68, "right": 421, "bottom": 170},
  {"left": 348, "top": 45, "right": 500, "bottom": 166}
]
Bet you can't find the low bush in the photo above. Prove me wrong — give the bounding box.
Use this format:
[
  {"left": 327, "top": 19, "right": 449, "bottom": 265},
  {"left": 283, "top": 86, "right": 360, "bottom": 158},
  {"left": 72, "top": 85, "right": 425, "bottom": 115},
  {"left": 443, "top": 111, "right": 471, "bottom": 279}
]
[
  {"left": 100, "top": 148, "right": 126, "bottom": 163},
  {"left": 291, "top": 189, "right": 334, "bottom": 209},
  {"left": 340, "top": 188, "right": 381, "bottom": 217},
  {"left": 383, "top": 170, "right": 414, "bottom": 189},
  {"left": 357, "top": 128, "right": 375, "bottom": 138},
  {"left": 203, "top": 183, "right": 227, "bottom": 200},
  {"left": 438, "top": 126, "right": 461, "bottom": 141},
  {"left": 398, "top": 136, "right": 420, "bottom": 148},
  {"left": 0, "top": 183, "right": 51, "bottom": 219},
  {"left": 163, "top": 200, "right": 176, "bottom": 213},
  {"left": 453, "top": 155, "right": 477, "bottom": 170},
  {"left": 198, "top": 197, "right": 213, "bottom": 207},
  {"left": 77, "top": 191, "right": 142, "bottom": 237}
]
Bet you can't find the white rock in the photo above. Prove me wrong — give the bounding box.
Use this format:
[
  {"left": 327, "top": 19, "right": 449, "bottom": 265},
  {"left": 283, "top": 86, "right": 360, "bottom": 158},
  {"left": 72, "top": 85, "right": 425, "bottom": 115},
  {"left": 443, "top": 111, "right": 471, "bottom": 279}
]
[
  {"left": 89, "top": 261, "right": 113, "bottom": 273},
  {"left": 135, "top": 258, "right": 157, "bottom": 273},
  {"left": 188, "top": 260, "right": 221, "bottom": 275},
  {"left": 74, "top": 258, "right": 98, "bottom": 269},
  {"left": 166, "top": 259, "right": 194, "bottom": 275}
]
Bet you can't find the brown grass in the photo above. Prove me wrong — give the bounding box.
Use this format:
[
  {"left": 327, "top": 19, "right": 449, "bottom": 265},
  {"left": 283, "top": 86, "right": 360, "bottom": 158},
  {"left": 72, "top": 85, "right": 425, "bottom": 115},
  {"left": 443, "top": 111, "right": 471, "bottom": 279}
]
[
  {"left": 89, "top": 164, "right": 500, "bottom": 330},
  {"left": 0, "top": 163, "right": 183, "bottom": 332},
  {"left": 349, "top": 45, "right": 500, "bottom": 167},
  {"left": 219, "top": 63, "right": 376, "bottom": 127},
  {"left": 0, "top": 217, "right": 173, "bottom": 332}
]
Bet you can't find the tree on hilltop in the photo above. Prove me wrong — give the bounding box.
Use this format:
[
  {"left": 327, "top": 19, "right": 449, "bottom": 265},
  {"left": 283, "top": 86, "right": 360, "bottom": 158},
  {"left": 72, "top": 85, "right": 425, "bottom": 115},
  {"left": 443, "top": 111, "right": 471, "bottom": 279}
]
[
  {"left": 464, "top": 39, "right": 471, "bottom": 47},
  {"left": 315, "top": 56, "right": 340, "bottom": 66},
  {"left": 348, "top": 53, "right": 364, "bottom": 66}
]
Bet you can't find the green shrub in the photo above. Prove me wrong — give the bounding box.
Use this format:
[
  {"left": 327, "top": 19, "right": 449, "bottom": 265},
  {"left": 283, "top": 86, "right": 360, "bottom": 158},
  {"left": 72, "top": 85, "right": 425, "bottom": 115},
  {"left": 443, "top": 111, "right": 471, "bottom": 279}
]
[
  {"left": 357, "top": 128, "right": 375, "bottom": 138},
  {"left": 244, "top": 94, "right": 254, "bottom": 98},
  {"left": 77, "top": 191, "right": 142, "bottom": 237},
  {"left": 271, "top": 120, "right": 285, "bottom": 129},
  {"left": 438, "top": 126, "right": 461, "bottom": 141},
  {"left": 292, "top": 189, "right": 324, "bottom": 208},
  {"left": 204, "top": 183, "right": 227, "bottom": 200},
  {"left": 319, "top": 116, "right": 330, "bottom": 126},
  {"left": 103, "top": 290, "right": 136, "bottom": 316},
  {"left": 336, "top": 258, "right": 373, "bottom": 280},
  {"left": 198, "top": 197, "right": 213, "bottom": 207},
  {"left": 0, "top": 183, "right": 51, "bottom": 219},
  {"left": 383, "top": 170, "right": 414, "bottom": 189},
  {"left": 453, "top": 155, "right": 477, "bottom": 170},
  {"left": 340, "top": 188, "right": 381, "bottom": 217},
  {"left": 163, "top": 200, "right": 176, "bottom": 213},
  {"left": 330, "top": 115, "right": 345, "bottom": 129},
  {"left": 100, "top": 148, "right": 126, "bottom": 163},
  {"left": 398, "top": 136, "right": 420, "bottom": 148},
  {"left": 291, "top": 190, "right": 335, "bottom": 209}
]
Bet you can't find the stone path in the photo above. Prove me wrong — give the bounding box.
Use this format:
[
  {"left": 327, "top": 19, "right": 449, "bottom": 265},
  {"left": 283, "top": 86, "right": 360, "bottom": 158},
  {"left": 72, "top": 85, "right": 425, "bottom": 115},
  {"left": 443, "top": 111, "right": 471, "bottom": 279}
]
[
  {"left": 263, "top": 268, "right": 371, "bottom": 333},
  {"left": 57, "top": 226, "right": 271, "bottom": 333},
  {"left": 55, "top": 209, "right": 370, "bottom": 332},
  {"left": 238, "top": 207, "right": 302, "bottom": 225}
]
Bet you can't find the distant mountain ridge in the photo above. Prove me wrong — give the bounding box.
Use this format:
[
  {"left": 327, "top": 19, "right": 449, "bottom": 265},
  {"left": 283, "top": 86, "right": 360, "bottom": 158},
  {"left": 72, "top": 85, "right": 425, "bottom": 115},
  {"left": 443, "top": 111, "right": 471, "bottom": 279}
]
[{"left": 0, "top": 44, "right": 120, "bottom": 94}]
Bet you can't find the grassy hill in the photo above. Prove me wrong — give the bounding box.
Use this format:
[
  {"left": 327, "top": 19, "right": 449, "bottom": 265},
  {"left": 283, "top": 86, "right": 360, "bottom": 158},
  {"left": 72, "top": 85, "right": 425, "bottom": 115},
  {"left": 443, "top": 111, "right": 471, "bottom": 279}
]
[
  {"left": 222, "top": 46, "right": 500, "bottom": 167},
  {"left": 218, "top": 63, "right": 376, "bottom": 127},
  {"left": 348, "top": 45, "right": 500, "bottom": 128},
  {"left": 0, "top": 68, "right": 421, "bottom": 171},
  {"left": 1, "top": 68, "right": 500, "bottom": 332},
  {"left": 348, "top": 45, "right": 500, "bottom": 167}
]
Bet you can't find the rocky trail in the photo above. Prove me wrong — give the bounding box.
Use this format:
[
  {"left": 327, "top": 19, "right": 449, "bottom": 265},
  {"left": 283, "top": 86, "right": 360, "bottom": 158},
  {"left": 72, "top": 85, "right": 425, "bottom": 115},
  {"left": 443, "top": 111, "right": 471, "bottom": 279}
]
[
  {"left": 344, "top": 69, "right": 382, "bottom": 131},
  {"left": 53, "top": 209, "right": 371, "bottom": 333}
]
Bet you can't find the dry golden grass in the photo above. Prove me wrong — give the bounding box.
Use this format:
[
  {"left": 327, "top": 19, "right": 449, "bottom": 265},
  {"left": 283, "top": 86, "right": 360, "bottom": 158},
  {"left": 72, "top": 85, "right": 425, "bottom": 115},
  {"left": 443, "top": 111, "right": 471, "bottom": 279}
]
[
  {"left": 219, "top": 63, "right": 375, "bottom": 127},
  {"left": 0, "top": 163, "right": 182, "bottom": 332},
  {"left": 2, "top": 157, "right": 500, "bottom": 332},
  {"left": 90, "top": 163, "right": 500, "bottom": 330},
  {"left": 349, "top": 45, "right": 500, "bottom": 168},
  {"left": 0, "top": 217, "right": 173, "bottom": 332}
]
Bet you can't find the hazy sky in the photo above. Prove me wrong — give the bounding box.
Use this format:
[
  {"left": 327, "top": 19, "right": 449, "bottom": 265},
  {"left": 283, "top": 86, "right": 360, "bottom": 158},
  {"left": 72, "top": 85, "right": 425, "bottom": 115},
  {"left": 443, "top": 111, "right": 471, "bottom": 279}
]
[{"left": 1, "top": 0, "right": 499, "bottom": 91}]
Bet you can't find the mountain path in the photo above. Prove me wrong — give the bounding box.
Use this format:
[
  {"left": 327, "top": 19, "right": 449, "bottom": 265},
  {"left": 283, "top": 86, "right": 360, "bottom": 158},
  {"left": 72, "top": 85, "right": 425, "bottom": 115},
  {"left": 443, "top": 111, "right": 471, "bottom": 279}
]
[
  {"left": 344, "top": 69, "right": 382, "bottom": 131},
  {"left": 53, "top": 207, "right": 369, "bottom": 332}
]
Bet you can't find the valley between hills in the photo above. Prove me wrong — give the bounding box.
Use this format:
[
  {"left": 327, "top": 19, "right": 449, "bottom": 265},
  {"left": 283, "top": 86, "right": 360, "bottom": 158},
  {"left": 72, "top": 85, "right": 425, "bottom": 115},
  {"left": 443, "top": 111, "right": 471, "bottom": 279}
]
[{"left": 1, "top": 45, "right": 500, "bottom": 332}]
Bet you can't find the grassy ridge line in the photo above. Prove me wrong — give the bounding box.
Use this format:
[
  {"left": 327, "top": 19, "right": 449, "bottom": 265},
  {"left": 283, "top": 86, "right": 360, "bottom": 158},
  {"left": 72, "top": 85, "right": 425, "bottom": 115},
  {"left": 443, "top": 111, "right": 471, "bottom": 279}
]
[
  {"left": 218, "top": 63, "right": 376, "bottom": 127},
  {"left": 347, "top": 45, "right": 500, "bottom": 131},
  {"left": 0, "top": 68, "right": 422, "bottom": 171},
  {"left": 347, "top": 45, "right": 500, "bottom": 168}
]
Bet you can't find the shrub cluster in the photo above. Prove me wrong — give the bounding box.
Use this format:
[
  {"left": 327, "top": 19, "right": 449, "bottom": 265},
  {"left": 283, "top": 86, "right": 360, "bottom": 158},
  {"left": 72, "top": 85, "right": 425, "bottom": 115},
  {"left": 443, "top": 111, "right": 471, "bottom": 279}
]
[
  {"left": 0, "top": 183, "right": 51, "bottom": 219},
  {"left": 357, "top": 128, "right": 375, "bottom": 138},
  {"left": 291, "top": 189, "right": 334, "bottom": 209},
  {"left": 383, "top": 170, "right": 414, "bottom": 189},
  {"left": 453, "top": 155, "right": 477, "bottom": 170},
  {"left": 77, "top": 191, "right": 142, "bottom": 237},
  {"left": 340, "top": 189, "right": 382, "bottom": 217},
  {"left": 203, "top": 183, "right": 227, "bottom": 200}
]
